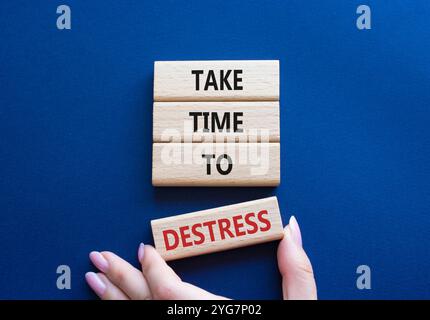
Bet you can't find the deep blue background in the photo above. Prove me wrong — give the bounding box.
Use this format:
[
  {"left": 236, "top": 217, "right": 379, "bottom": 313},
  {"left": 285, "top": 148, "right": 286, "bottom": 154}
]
[{"left": 1, "top": 0, "right": 429, "bottom": 299}]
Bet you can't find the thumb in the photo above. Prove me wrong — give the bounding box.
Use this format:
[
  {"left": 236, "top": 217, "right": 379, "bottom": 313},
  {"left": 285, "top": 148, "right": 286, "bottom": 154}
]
[
  {"left": 277, "top": 216, "right": 317, "bottom": 300},
  {"left": 138, "top": 244, "right": 227, "bottom": 300}
]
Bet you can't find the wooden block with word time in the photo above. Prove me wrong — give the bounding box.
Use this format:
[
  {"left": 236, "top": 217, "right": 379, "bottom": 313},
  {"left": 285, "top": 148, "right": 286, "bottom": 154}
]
[
  {"left": 153, "top": 60, "right": 279, "bottom": 102},
  {"left": 152, "top": 143, "right": 280, "bottom": 187},
  {"left": 153, "top": 101, "right": 280, "bottom": 143},
  {"left": 151, "top": 196, "right": 284, "bottom": 261}
]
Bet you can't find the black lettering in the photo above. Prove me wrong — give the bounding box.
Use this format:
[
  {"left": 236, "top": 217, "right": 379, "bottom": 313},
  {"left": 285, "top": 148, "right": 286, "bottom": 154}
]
[
  {"left": 216, "top": 154, "right": 233, "bottom": 175},
  {"left": 202, "top": 112, "right": 210, "bottom": 132},
  {"left": 220, "top": 70, "right": 232, "bottom": 90},
  {"left": 212, "top": 113, "right": 230, "bottom": 132},
  {"left": 189, "top": 112, "right": 202, "bottom": 132},
  {"left": 204, "top": 70, "right": 218, "bottom": 91},
  {"left": 233, "top": 112, "right": 243, "bottom": 132},
  {"left": 191, "top": 70, "right": 204, "bottom": 91},
  {"left": 234, "top": 70, "right": 243, "bottom": 90},
  {"left": 202, "top": 154, "right": 216, "bottom": 175}
]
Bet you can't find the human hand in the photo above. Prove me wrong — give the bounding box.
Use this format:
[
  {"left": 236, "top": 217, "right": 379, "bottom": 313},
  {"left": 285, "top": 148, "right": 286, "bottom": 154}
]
[{"left": 85, "top": 216, "right": 317, "bottom": 300}]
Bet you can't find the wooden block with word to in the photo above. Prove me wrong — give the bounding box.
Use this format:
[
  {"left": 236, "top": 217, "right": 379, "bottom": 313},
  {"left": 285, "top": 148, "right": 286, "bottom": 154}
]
[
  {"left": 152, "top": 143, "right": 280, "bottom": 187},
  {"left": 154, "top": 60, "right": 279, "bottom": 102},
  {"left": 151, "top": 196, "right": 284, "bottom": 261},
  {"left": 153, "top": 101, "right": 280, "bottom": 143}
]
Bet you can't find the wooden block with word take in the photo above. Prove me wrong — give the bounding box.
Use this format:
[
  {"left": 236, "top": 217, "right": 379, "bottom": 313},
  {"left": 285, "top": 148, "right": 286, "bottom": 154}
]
[
  {"left": 151, "top": 196, "right": 284, "bottom": 261},
  {"left": 153, "top": 60, "right": 279, "bottom": 102},
  {"left": 153, "top": 101, "right": 280, "bottom": 143},
  {"left": 152, "top": 143, "right": 280, "bottom": 187}
]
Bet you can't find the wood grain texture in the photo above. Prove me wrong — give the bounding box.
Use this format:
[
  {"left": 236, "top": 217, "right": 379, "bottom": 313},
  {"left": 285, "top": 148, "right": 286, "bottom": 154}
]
[
  {"left": 153, "top": 101, "right": 280, "bottom": 143},
  {"left": 152, "top": 143, "right": 280, "bottom": 186},
  {"left": 154, "top": 60, "right": 279, "bottom": 101},
  {"left": 151, "top": 196, "right": 284, "bottom": 261}
]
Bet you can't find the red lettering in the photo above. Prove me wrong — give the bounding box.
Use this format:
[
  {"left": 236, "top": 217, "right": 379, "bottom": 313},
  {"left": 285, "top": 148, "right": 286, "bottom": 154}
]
[
  {"left": 163, "top": 229, "right": 179, "bottom": 251},
  {"left": 244, "top": 212, "right": 258, "bottom": 234},
  {"left": 179, "top": 226, "right": 192, "bottom": 247},
  {"left": 191, "top": 223, "right": 205, "bottom": 245},
  {"left": 163, "top": 209, "right": 273, "bottom": 251},
  {"left": 202, "top": 220, "right": 217, "bottom": 242},
  {"left": 257, "top": 210, "right": 271, "bottom": 232},
  {"left": 232, "top": 215, "right": 246, "bottom": 236},
  {"left": 218, "top": 218, "right": 234, "bottom": 240}
]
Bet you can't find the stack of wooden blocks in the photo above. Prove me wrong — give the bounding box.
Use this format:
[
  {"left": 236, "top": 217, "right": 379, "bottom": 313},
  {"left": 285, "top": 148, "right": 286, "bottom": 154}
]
[{"left": 152, "top": 60, "right": 280, "bottom": 187}]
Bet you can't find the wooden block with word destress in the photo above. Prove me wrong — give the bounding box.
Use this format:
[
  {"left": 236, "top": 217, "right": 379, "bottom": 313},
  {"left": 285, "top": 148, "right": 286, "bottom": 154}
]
[
  {"left": 152, "top": 143, "right": 280, "bottom": 186},
  {"left": 151, "top": 196, "right": 284, "bottom": 261},
  {"left": 154, "top": 60, "right": 279, "bottom": 101},
  {"left": 153, "top": 101, "right": 280, "bottom": 143}
]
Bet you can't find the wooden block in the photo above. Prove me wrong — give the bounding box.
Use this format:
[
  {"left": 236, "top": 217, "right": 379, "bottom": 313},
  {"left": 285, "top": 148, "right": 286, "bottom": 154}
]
[
  {"left": 151, "top": 196, "right": 284, "bottom": 261},
  {"left": 154, "top": 60, "right": 279, "bottom": 101},
  {"left": 153, "top": 101, "right": 280, "bottom": 143},
  {"left": 152, "top": 143, "right": 280, "bottom": 186}
]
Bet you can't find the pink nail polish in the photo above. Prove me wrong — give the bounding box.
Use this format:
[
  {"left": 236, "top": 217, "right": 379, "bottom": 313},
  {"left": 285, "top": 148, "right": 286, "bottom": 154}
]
[
  {"left": 85, "top": 272, "right": 106, "bottom": 297},
  {"left": 138, "top": 243, "right": 145, "bottom": 263},
  {"left": 289, "top": 216, "right": 303, "bottom": 247},
  {"left": 89, "top": 251, "right": 109, "bottom": 273}
]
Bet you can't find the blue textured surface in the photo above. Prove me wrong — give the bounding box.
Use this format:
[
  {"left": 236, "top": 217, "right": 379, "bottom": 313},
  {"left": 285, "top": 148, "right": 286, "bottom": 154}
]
[{"left": 1, "top": 0, "right": 429, "bottom": 299}]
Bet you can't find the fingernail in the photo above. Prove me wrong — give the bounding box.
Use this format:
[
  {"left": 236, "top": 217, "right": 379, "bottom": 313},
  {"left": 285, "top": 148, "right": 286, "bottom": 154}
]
[
  {"left": 89, "top": 251, "right": 109, "bottom": 273},
  {"left": 289, "top": 216, "right": 303, "bottom": 248},
  {"left": 138, "top": 243, "right": 145, "bottom": 263},
  {"left": 85, "top": 272, "right": 106, "bottom": 297}
]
